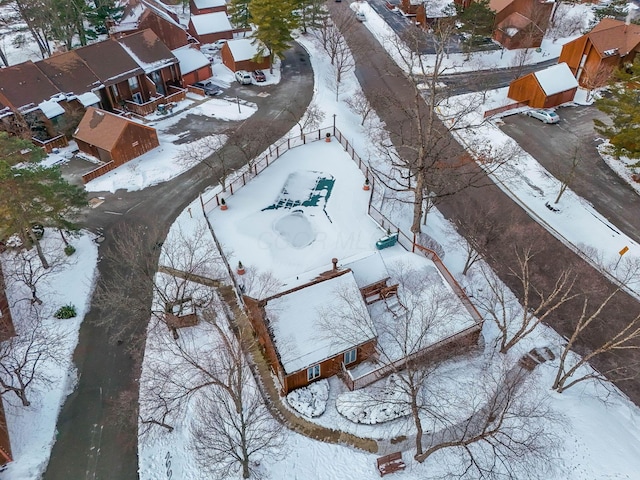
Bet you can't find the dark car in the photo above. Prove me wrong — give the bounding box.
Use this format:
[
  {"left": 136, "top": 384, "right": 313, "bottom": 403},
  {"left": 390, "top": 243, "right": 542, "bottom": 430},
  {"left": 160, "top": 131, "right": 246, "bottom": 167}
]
[
  {"left": 192, "top": 81, "right": 222, "bottom": 96},
  {"left": 252, "top": 70, "right": 266, "bottom": 82}
]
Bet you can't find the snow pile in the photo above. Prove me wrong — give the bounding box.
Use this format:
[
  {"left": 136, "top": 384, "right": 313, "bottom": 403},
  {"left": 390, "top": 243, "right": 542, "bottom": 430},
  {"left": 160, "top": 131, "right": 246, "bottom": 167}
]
[
  {"left": 336, "top": 374, "right": 410, "bottom": 424},
  {"left": 286, "top": 379, "right": 329, "bottom": 418}
]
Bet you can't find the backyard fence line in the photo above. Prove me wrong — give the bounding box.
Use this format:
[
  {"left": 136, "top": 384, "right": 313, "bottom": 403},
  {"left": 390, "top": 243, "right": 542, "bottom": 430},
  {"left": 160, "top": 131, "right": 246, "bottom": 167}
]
[{"left": 199, "top": 123, "right": 484, "bottom": 390}]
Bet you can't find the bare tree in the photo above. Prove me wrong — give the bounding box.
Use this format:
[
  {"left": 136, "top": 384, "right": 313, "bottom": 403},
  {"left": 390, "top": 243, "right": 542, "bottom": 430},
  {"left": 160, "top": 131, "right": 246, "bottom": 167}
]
[
  {"left": 368, "top": 21, "right": 511, "bottom": 234},
  {"left": 179, "top": 134, "right": 232, "bottom": 191},
  {"left": 447, "top": 198, "right": 502, "bottom": 275},
  {"left": 286, "top": 101, "right": 325, "bottom": 138},
  {"left": 321, "top": 262, "right": 471, "bottom": 457},
  {"left": 345, "top": 90, "right": 375, "bottom": 126},
  {"left": 0, "top": 306, "right": 66, "bottom": 406},
  {"left": 2, "top": 244, "right": 66, "bottom": 305},
  {"left": 552, "top": 144, "right": 582, "bottom": 205},
  {"left": 414, "top": 358, "right": 561, "bottom": 479},
  {"left": 140, "top": 302, "right": 285, "bottom": 479},
  {"left": 552, "top": 257, "right": 640, "bottom": 393},
  {"left": 190, "top": 314, "right": 285, "bottom": 479},
  {"left": 474, "top": 244, "right": 579, "bottom": 353},
  {"left": 94, "top": 223, "right": 225, "bottom": 344}
]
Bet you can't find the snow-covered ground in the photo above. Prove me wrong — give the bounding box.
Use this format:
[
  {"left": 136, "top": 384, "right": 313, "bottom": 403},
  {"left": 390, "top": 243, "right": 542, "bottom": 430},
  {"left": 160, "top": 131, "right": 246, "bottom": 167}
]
[
  {"left": 3, "top": 1, "right": 640, "bottom": 479},
  {"left": 0, "top": 232, "right": 98, "bottom": 479}
]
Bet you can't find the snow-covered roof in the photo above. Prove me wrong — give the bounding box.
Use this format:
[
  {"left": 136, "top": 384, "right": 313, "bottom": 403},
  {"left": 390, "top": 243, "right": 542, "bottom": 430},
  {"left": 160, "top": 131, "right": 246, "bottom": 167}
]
[
  {"left": 172, "top": 46, "right": 211, "bottom": 74},
  {"left": 190, "top": 11, "right": 232, "bottom": 35},
  {"left": 534, "top": 62, "right": 579, "bottom": 96},
  {"left": 266, "top": 272, "right": 376, "bottom": 374},
  {"left": 76, "top": 92, "right": 101, "bottom": 107},
  {"left": 193, "top": 0, "right": 226, "bottom": 8},
  {"left": 424, "top": 0, "right": 454, "bottom": 18},
  {"left": 344, "top": 252, "right": 390, "bottom": 288},
  {"left": 38, "top": 99, "right": 65, "bottom": 119},
  {"left": 226, "top": 38, "right": 269, "bottom": 61}
]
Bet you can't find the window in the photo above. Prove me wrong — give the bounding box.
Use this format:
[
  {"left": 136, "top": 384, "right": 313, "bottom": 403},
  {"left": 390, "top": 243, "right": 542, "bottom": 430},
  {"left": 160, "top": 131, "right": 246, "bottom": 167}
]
[
  {"left": 307, "top": 364, "right": 320, "bottom": 381},
  {"left": 344, "top": 349, "right": 357, "bottom": 365},
  {"left": 132, "top": 92, "right": 143, "bottom": 104},
  {"left": 128, "top": 76, "right": 139, "bottom": 90}
]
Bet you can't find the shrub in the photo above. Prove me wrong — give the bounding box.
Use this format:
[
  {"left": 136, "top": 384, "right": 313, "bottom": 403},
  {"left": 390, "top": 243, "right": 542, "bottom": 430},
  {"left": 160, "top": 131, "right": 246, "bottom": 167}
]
[
  {"left": 64, "top": 244, "right": 76, "bottom": 256},
  {"left": 54, "top": 304, "right": 77, "bottom": 319}
]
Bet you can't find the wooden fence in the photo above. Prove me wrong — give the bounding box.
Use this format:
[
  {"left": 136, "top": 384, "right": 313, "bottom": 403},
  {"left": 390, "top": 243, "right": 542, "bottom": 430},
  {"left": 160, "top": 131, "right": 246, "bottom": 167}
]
[
  {"left": 199, "top": 124, "right": 484, "bottom": 390},
  {"left": 31, "top": 134, "right": 68, "bottom": 153},
  {"left": 483, "top": 101, "right": 528, "bottom": 118},
  {"left": 81, "top": 161, "right": 115, "bottom": 183},
  {"left": 124, "top": 86, "right": 187, "bottom": 117}
]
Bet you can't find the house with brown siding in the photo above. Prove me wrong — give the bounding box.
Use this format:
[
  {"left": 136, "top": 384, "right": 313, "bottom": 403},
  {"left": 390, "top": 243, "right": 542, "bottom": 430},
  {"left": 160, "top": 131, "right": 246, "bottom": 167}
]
[
  {"left": 0, "top": 398, "right": 12, "bottom": 468},
  {"left": 188, "top": 11, "right": 233, "bottom": 44},
  {"left": 190, "top": 0, "right": 227, "bottom": 15},
  {"left": 244, "top": 266, "right": 379, "bottom": 395},
  {"left": 74, "top": 107, "right": 160, "bottom": 182},
  {"left": 489, "top": 0, "right": 552, "bottom": 50},
  {"left": 112, "top": 0, "right": 191, "bottom": 50},
  {"left": 558, "top": 18, "right": 640, "bottom": 88},
  {"left": 172, "top": 45, "right": 213, "bottom": 85},
  {"left": 0, "top": 263, "right": 16, "bottom": 342},
  {"left": 508, "top": 62, "right": 579, "bottom": 108},
  {"left": 221, "top": 38, "right": 270, "bottom": 72},
  {"left": 0, "top": 61, "right": 70, "bottom": 146}
]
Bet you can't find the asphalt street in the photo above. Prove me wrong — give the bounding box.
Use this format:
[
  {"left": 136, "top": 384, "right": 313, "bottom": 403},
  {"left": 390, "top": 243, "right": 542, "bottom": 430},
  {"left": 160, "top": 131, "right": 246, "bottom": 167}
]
[
  {"left": 43, "top": 43, "right": 314, "bottom": 480},
  {"left": 501, "top": 107, "right": 640, "bottom": 245},
  {"left": 327, "top": 2, "right": 640, "bottom": 407}
]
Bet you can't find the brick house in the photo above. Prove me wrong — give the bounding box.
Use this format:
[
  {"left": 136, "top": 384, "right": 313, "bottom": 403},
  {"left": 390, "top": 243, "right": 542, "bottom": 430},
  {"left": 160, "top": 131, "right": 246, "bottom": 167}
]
[
  {"left": 489, "top": 0, "right": 553, "bottom": 50},
  {"left": 112, "top": 0, "right": 192, "bottom": 50},
  {"left": 190, "top": 0, "right": 228, "bottom": 15},
  {"left": 74, "top": 107, "right": 160, "bottom": 182},
  {"left": 188, "top": 11, "right": 234, "bottom": 44},
  {"left": 508, "top": 62, "right": 579, "bottom": 107},
  {"left": 558, "top": 18, "right": 640, "bottom": 88},
  {"left": 221, "top": 38, "right": 270, "bottom": 72},
  {"left": 244, "top": 264, "right": 381, "bottom": 395},
  {"left": 172, "top": 45, "right": 213, "bottom": 85}
]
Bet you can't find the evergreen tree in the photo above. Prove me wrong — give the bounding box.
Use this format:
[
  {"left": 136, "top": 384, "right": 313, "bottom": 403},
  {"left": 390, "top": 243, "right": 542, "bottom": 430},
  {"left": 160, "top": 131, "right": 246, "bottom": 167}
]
[
  {"left": 455, "top": 0, "right": 495, "bottom": 57},
  {"left": 228, "top": 0, "right": 252, "bottom": 31},
  {"left": 296, "top": 0, "right": 328, "bottom": 34},
  {"left": 594, "top": 57, "right": 640, "bottom": 159},
  {"left": 591, "top": 0, "right": 639, "bottom": 27},
  {"left": 0, "top": 132, "right": 45, "bottom": 167},
  {"left": 85, "top": 0, "right": 124, "bottom": 39},
  {"left": 0, "top": 160, "right": 86, "bottom": 267},
  {"left": 249, "top": 0, "right": 299, "bottom": 73}
]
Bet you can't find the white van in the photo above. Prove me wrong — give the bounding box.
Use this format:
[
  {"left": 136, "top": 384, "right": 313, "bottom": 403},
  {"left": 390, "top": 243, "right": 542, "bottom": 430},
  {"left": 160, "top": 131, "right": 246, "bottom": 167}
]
[{"left": 235, "top": 70, "right": 252, "bottom": 85}]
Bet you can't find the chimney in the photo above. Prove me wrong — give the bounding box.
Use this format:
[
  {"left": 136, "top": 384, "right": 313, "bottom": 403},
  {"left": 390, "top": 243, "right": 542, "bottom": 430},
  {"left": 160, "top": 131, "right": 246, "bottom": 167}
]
[{"left": 332, "top": 258, "right": 338, "bottom": 271}]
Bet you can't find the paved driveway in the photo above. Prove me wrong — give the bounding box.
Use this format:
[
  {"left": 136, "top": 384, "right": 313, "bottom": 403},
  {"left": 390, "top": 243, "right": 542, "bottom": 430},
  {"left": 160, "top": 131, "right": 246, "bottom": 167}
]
[{"left": 500, "top": 106, "right": 640, "bottom": 244}]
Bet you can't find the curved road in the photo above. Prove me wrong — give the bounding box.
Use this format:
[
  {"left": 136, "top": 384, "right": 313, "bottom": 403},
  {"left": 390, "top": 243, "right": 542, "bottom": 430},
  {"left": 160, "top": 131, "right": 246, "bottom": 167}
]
[
  {"left": 328, "top": 2, "right": 640, "bottom": 405},
  {"left": 43, "top": 43, "right": 314, "bottom": 480}
]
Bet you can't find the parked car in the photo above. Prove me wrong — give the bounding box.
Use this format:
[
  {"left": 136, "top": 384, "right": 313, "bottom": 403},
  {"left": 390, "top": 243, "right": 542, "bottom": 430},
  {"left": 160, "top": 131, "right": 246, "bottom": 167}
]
[
  {"left": 252, "top": 69, "right": 266, "bottom": 82},
  {"left": 212, "top": 39, "right": 228, "bottom": 50},
  {"left": 192, "top": 81, "right": 222, "bottom": 96},
  {"left": 235, "top": 70, "right": 252, "bottom": 85},
  {"left": 526, "top": 109, "right": 560, "bottom": 124},
  {"left": 356, "top": 11, "right": 366, "bottom": 21}
]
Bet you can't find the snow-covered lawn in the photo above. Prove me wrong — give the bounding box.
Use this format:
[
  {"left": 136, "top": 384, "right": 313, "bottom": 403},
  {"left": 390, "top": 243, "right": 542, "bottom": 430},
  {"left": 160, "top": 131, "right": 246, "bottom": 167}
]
[
  {"left": 1, "top": 232, "right": 98, "bottom": 479},
  {"left": 5, "top": 1, "right": 640, "bottom": 479}
]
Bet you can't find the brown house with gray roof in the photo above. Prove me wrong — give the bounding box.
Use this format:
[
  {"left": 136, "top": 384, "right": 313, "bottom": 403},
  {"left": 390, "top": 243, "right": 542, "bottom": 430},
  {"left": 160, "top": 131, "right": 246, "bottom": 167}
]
[
  {"left": 112, "top": 0, "right": 191, "bottom": 50},
  {"left": 74, "top": 107, "right": 160, "bottom": 182},
  {"left": 0, "top": 29, "right": 185, "bottom": 146},
  {"left": 559, "top": 18, "right": 640, "bottom": 88},
  {"left": 489, "top": 0, "right": 552, "bottom": 50}
]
